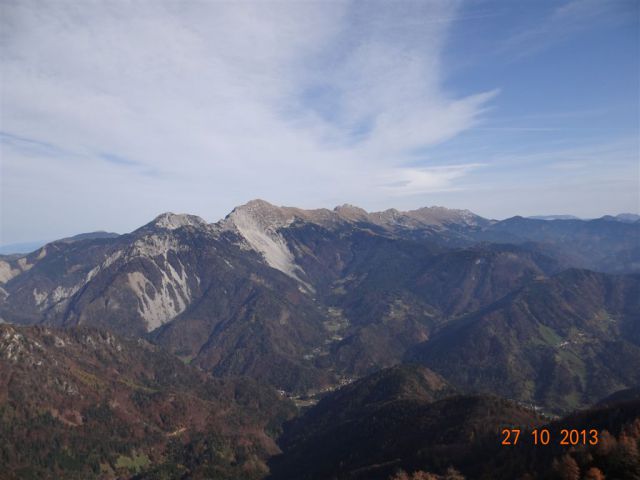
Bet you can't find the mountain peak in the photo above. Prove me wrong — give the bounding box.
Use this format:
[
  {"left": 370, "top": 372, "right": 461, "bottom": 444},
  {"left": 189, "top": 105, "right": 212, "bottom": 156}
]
[
  {"left": 234, "top": 198, "right": 281, "bottom": 214},
  {"left": 221, "top": 201, "right": 311, "bottom": 283},
  {"left": 333, "top": 204, "right": 369, "bottom": 221},
  {"left": 613, "top": 213, "right": 640, "bottom": 223},
  {"left": 148, "top": 212, "right": 208, "bottom": 231},
  {"left": 407, "top": 205, "right": 486, "bottom": 226},
  {"left": 225, "top": 200, "right": 339, "bottom": 230},
  {"left": 225, "top": 200, "right": 294, "bottom": 230},
  {"left": 244, "top": 198, "right": 277, "bottom": 208}
]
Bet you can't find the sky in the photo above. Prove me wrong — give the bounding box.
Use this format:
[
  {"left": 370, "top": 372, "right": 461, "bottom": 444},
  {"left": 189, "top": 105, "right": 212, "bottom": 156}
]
[{"left": 0, "top": 0, "right": 638, "bottom": 245}]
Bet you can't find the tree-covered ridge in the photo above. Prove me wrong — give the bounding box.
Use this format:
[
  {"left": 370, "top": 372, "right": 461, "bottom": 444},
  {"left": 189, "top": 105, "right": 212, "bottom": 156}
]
[
  {"left": 409, "top": 269, "right": 640, "bottom": 414},
  {"left": 0, "top": 324, "right": 295, "bottom": 479},
  {"left": 269, "top": 364, "right": 640, "bottom": 480}
]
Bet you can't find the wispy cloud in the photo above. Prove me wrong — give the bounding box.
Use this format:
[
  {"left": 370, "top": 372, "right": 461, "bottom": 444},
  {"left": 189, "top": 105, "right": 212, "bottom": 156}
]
[
  {"left": 484, "top": 139, "right": 639, "bottom": 170},
  {"left": 1, "top": 0, "right": 636, "bottom": 244},
  {"left": 0, "top": 0, "right": 496, "bottom": 242},
  {"left": 380, "top": 163, "right": 485, "bottom": 196},
  {"left": 99, "top": 153, "right": 140, "bottom": 167},
  {"left": 499, "top": 0, "right": 633, "bottom": 59},
  {"left": 0, "top": 132, "right": 71, "bottom": 159}
]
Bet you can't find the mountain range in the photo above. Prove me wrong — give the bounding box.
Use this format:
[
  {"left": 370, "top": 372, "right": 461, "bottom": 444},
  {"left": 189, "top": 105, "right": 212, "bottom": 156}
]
[
  {"left": 1, "top": 200, "right": 639, "bottom": 405},
  {"left": 1, "top": 199, "right": 639, "bottom": 479}
]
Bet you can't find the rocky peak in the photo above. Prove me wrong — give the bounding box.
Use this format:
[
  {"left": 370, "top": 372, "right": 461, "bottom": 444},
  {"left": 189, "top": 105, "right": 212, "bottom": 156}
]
[
  {"left": 222, "top": 199, "right": 340, "bottom": 233},
  {"left": 152, "top": 212, "right": 208, "bottom": 230},
  {"left": 369, "top": 208, "right": 401, "bottom": 223},
  {"left": 224, "top": 200, "right": 295, "bottom": 231},
  {"left": 219, "top": 200, "right": 310, "bottom": 283},
  {"left": 406, "top": 206, "right": 485, "bottom": 226},
  {"left": 143, "top": 212, "right": 209, "bottom": 232},
  {"left": 333, "top": 204, "right": 369, "bottom": 222}
]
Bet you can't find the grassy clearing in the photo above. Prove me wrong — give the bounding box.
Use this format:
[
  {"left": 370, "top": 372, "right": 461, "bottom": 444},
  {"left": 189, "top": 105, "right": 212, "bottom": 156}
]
[{"left": 115, "top": 452, "right": 150, "bottom": 472}]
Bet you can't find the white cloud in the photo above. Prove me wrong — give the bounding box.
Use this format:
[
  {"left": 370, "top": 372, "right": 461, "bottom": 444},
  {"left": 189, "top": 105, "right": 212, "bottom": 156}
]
[
  {"left": 0, "top": 0, "right": 496, "bottom": 243},
  {"left": 380, "top": 163, "right": 485, "bottom": 196}
]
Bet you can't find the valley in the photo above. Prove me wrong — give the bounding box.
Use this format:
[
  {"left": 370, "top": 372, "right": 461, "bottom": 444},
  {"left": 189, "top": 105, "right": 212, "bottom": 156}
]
[{"left": 1, "top": 200, "right": 639, "bottom": 479}]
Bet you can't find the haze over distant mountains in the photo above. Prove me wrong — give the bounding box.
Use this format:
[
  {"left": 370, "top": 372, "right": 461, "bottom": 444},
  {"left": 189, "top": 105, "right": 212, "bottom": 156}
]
[
  {"left": 0, "top": 232, "right": 121, "bottom": 255},
  {"left": 2, "top": 209, "right": 637, "bottom": 255},
  {"left": 528, "top": 213, "right": 640, "bottom": 222}
]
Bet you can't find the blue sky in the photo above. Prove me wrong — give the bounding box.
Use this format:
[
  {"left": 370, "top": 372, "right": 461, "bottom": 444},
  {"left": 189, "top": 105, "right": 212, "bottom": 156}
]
[{"left": 1, "top": 0, "right": 638, "bottom": 245}]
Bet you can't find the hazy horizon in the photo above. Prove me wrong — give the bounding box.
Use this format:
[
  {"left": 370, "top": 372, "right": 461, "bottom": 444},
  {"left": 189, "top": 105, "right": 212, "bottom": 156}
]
[
  {"left": 0, "top": 197, "right": 637, "bottom": 253},
  {"left": 1, "top": 0, "right": 639, "bottom": 245}
]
